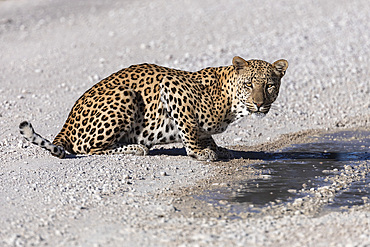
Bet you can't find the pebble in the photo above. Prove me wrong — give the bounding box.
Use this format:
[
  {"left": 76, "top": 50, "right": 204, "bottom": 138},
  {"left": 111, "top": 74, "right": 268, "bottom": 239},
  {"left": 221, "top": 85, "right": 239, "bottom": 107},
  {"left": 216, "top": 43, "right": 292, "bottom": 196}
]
[{"left": 287, "top": 189, "right": 297, "bottom": 194}]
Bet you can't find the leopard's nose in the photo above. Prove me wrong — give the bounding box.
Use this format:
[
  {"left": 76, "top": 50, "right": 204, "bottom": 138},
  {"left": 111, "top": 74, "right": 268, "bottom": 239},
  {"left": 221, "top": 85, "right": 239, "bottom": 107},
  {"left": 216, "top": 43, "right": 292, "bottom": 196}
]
[{"left": 255, "top": 102, "right": 263, "bottom": 108}]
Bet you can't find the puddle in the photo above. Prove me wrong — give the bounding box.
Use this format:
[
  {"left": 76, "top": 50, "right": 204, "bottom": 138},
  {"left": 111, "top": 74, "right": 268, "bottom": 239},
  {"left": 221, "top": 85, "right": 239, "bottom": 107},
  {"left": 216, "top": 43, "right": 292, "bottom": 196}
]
[{"left": 199, "top": 130, "right": 370, "bottom": 213}]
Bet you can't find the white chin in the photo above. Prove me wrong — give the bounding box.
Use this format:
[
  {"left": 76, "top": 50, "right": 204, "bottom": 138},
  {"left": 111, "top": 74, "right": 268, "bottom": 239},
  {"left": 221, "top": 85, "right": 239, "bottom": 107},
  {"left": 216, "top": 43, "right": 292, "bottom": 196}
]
[{"left": 251, "top": 112, "right": 266, "bottom": 119}]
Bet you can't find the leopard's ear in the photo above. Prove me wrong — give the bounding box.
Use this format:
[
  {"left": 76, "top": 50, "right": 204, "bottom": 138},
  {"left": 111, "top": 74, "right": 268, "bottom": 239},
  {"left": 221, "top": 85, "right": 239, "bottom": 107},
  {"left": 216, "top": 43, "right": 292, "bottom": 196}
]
[
  {"left": 233, "top": 56, "right": 248, "bottom": 74},
  {"left": 272, "top": 59, "right": 288, "bottom": 77}
]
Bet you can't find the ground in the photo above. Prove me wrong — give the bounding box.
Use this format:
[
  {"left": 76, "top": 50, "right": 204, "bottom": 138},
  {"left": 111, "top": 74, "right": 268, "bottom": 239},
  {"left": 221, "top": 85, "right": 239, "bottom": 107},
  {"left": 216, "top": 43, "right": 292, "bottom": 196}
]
[{"left": 0, "top": 0, "right": 369, "bottom": 246}]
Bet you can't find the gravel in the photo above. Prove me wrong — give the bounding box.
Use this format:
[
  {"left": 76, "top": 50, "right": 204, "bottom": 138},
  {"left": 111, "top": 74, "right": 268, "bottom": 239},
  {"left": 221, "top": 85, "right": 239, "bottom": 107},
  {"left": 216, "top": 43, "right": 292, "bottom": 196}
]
[{"left": 0, "top": 0, "right": 369, "bottom": 246}]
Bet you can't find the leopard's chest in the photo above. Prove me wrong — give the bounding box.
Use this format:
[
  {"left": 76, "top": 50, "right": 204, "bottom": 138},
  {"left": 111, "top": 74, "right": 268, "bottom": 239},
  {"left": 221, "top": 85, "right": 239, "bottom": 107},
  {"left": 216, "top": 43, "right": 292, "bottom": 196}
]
[
  {"left": 198, "top": 119, "right": 230, "bottom": 136},
  {"left": 230, "top": 100, "right": 251, "bottom": 121}
]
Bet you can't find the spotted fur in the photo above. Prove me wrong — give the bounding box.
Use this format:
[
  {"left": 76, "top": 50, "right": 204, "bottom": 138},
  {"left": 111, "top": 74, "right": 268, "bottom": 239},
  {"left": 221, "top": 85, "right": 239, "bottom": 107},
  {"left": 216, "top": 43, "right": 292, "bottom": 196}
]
[{"left": 19, "top": 56, "right": 288, "bottom": 161}]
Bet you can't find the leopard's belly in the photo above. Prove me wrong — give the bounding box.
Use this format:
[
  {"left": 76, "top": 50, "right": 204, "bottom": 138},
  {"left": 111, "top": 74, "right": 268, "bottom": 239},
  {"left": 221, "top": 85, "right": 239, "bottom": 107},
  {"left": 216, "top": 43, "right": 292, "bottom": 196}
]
[{"left": 120, "top": 114, "right": 182, "bottom": 148}]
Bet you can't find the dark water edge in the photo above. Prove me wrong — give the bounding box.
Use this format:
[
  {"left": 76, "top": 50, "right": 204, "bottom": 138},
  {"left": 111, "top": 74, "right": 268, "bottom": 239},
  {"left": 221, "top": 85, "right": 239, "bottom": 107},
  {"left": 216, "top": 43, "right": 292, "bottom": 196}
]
[{"left": 198, "top": 130, "right": 370, "bottom": 213}]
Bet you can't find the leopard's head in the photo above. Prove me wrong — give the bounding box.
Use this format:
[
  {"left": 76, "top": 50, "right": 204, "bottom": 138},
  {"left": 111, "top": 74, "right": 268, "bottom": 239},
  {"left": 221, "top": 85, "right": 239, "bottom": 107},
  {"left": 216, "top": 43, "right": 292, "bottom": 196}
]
[{"left": 233, "top": 56, "right": 288, "bottom": 116}]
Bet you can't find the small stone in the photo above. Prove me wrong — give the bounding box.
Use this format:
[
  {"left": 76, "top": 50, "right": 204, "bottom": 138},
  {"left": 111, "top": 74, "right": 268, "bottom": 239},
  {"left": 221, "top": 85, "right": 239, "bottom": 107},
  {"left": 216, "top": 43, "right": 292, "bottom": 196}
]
[
  {"left": 261, "top": 175, "right": 271, "bottom": 179},
  {"left": 219, "top": 200, "right": 228, "bottom": 205},
  {"left": 165, "top": 54, "right": 173, "bottom": 60},
  {"left": 288, "top": 189, "right": 297, "bottom": 193}
]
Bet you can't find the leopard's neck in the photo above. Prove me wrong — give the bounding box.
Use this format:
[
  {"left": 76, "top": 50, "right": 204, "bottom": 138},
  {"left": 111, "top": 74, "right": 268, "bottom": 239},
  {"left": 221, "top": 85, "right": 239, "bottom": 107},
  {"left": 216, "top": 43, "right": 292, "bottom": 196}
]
[
  {"left": 190, "top": 65, "right": 243, "bottom": 124},
  {"left": 213, "top": 66, "right": 246, "bottom": 122}
]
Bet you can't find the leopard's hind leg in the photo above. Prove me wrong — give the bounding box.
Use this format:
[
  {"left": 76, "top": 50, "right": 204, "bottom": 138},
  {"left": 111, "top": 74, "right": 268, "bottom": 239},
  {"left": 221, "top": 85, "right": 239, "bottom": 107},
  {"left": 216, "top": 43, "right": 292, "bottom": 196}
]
[
  {"left": 86, "top": 88, "right": 149, "bottom": 156},
  {"left": 91, "top": 143, "right": 149, "bottom": 156}
]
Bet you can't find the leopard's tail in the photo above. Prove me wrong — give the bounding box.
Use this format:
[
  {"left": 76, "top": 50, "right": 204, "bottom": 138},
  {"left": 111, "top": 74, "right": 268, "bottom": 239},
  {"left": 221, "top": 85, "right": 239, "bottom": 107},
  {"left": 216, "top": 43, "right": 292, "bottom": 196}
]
[{"left": 19, "top": 121, "right": 66, "bottom": 158}]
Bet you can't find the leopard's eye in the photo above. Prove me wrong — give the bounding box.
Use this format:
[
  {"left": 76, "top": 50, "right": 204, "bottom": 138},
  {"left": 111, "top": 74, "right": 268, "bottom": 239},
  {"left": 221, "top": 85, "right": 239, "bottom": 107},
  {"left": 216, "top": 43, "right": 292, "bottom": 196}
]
[
  {"left": 246, "top": 82, "right": 252, "bottom": 87},
  {"left": 267, "top": 84, "right": 274, "bottom": 88}
]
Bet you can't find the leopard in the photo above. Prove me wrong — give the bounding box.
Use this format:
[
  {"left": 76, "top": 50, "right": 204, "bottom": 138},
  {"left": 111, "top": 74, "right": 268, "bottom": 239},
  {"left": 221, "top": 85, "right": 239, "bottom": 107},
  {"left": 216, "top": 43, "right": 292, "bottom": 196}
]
[{"left": 19, "top": 56, "right": 288, "bottom": 161}]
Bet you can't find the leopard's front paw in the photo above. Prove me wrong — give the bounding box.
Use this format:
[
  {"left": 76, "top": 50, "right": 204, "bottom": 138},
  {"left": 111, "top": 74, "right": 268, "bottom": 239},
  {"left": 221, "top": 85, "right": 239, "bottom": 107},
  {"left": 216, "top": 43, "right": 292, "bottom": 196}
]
[
  {"left": 215, "top": 147, "right": 233, "bottom": 160},
  {"left": 188, "top": 148, "right": 218, "bottom": 161}
]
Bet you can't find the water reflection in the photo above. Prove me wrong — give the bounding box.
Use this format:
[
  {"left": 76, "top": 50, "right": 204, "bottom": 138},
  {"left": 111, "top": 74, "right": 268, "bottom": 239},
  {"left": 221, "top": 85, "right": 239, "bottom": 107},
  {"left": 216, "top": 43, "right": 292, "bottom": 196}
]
[{"left": 202, "top": 130, "right": 370, "bottom": 210}]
